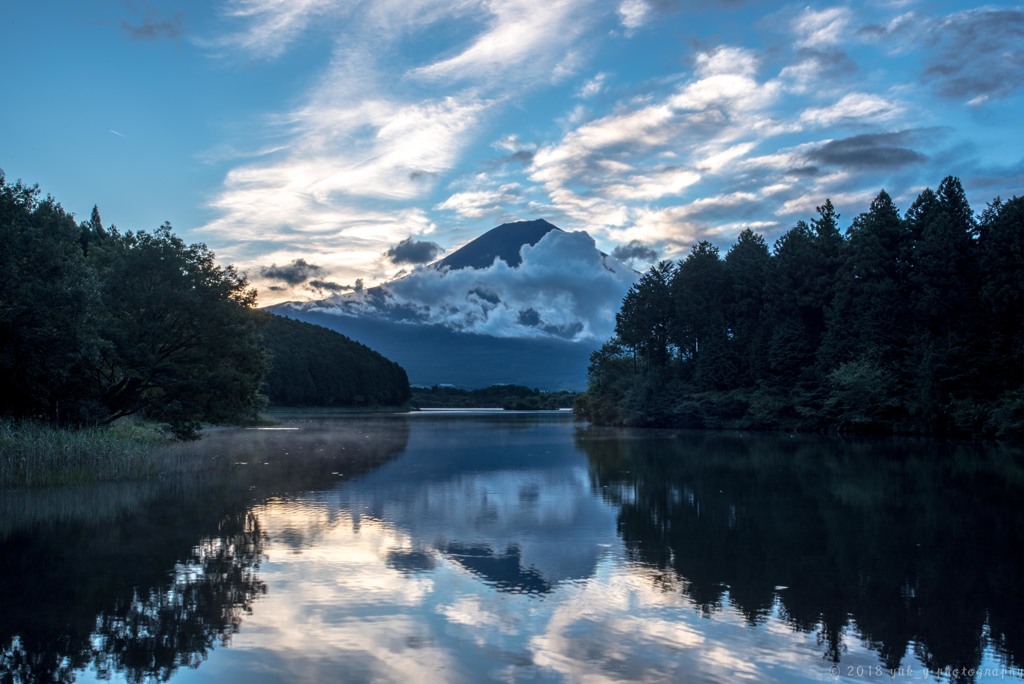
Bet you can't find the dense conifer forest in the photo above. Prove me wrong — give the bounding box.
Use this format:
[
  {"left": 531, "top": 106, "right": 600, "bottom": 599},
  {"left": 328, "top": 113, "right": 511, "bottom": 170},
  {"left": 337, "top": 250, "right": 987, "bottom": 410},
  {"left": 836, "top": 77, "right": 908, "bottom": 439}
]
[
  {"left": 577, "top": 177, "right": 1024, "bottom": 439},
  {"left": 261, "top": 315, "right": 410, "bottom": 407},
  {"left": 0, "top": 172, "right": 410, "bottom": 440}
]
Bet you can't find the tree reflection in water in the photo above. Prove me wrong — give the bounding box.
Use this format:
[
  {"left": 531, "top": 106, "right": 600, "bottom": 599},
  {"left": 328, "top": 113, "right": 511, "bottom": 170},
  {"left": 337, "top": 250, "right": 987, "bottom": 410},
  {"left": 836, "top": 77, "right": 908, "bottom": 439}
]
[
  {"left": 576, "top": 428, "right": 1024, "bottom": 681},
  {"left": 0, "top": 415, "right": 410, "bottom": 684},
  {"left": 1, "top": 506, "right": 265, "bottom": 684}
]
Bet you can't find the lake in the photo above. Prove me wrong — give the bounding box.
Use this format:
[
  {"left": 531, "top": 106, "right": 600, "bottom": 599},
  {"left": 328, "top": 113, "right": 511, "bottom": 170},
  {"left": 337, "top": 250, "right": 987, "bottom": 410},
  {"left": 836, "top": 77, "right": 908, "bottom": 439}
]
[{"left": 2, "top": 412, "right": 1023, "bottom": 683}]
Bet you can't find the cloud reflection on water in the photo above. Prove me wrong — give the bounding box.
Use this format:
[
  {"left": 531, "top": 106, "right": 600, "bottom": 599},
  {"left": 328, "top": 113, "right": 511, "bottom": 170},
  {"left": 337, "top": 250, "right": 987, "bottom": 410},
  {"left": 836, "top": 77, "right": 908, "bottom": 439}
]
[
  {"left": 170, "top": 414, "right": 947, "bottom": 684},
  {"left": 50, "top": 413, "right": 1022, "bottom": 684}
]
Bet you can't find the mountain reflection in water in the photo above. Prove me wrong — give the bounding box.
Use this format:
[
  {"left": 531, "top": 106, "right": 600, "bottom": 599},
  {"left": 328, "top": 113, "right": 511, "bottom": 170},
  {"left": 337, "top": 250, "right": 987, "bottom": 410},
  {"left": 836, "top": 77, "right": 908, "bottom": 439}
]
[{"left": 1, "top": 413, "right": 1023, "bottom": 683}]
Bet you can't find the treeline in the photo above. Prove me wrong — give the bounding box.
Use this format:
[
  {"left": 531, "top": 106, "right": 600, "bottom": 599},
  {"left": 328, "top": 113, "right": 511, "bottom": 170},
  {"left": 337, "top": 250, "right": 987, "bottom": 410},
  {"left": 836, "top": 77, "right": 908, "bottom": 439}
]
[
  {"left": 410, "top": 385, "right": 577, "bottom": 410},
  {"left": 0, "top": 172, "right": 410, "bottom": 440},
  {"left": 261, "top": 315, "right": 410, "bottom": 407},
  {"left": 0, "top": 173, "right": 268, "bottom": 439},
  {"left": 577, "top": 176, "right": 1024, "bottom": 438}
]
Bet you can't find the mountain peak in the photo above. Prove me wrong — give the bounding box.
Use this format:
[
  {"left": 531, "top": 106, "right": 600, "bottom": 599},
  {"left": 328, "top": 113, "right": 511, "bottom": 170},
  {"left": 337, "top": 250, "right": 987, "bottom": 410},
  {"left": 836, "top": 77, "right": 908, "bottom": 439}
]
[{"left": 435, "top": 219, "right": 561, "bottom": 271}]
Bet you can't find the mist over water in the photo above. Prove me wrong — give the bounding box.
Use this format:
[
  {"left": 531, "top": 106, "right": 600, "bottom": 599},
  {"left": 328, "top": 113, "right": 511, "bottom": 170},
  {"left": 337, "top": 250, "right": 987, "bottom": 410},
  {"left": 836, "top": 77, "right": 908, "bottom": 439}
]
[{"left": 2, "top": 413, "right": 1022, "bottom": 683}]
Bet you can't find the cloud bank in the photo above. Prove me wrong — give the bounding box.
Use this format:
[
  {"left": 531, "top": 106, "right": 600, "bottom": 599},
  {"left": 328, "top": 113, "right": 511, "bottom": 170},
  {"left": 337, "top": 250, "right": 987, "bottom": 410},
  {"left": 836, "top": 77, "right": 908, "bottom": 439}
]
[{"left": 311, "top": 230, "right": 636, "bottom": 342}]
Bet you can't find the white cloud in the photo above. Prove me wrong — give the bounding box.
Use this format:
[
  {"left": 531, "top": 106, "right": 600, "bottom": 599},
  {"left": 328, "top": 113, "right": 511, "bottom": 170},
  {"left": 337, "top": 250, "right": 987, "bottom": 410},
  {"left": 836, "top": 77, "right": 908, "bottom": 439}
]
[
  {"left": 696, "top": 142, "right": 759, "bottom": 173},
  {"left": 793, "top": 6, "right": 852, "bottom": 48},
  {"left": 435, "top": 184, "right": 523, "bottom": 219},
  {"left": 577, "top": 72, "right": 608, "bottom": 99},
  {"left": 608, "top": 205, "right": 699, "bottom": 247},
  {"left": 202, "top": 0, "right": 615, "bottom": 309},
  {"left": 203, "top": 92, "right": 486, "bottom": 238},
  {"left": 799, "top": 92, "right": 904, "bottom": 126},
  {"left": 617, "top": 0, "right": 650, "bottom": 30},
  {"left": 411, "top": 0, "right": 596, "bottom": 84},
  {"left": 528, "top": 46, "right": 782, "bottom": 232},
  {"left": 492, "top": 134, "right": 536, "bottom": 154},
  {"left": 777, "top": 48, "right": 857, "bottom": 96},
  {"left": 694, "top": 46, "right": 760, "bottom": 79},
  {"left": 205, "top": 0, "right": 340, "bottom": 59},
  {"left": 605, "top": 167, "right": 701, "bottom": 201}
]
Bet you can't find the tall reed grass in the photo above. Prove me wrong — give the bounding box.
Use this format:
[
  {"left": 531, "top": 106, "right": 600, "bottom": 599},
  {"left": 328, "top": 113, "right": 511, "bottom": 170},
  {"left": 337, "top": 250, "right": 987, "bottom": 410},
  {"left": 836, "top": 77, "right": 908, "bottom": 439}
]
[{"left": 0, "top": 419, "right": 173, "bottom": 488}]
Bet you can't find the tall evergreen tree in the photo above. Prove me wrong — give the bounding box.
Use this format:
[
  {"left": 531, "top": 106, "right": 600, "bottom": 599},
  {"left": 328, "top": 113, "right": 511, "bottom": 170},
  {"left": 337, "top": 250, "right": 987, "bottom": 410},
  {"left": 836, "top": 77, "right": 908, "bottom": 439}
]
[
  {"left": 977, "top": 195, "right": 1024, "bottom": 393},
  {"left": 820, "top": 190, "right": 910, "bottom": 426},
  {"left": 905, "top": 177, "right": 980, "bottom": 419},
  {"left": 825, "top": 189, "right": 910, "bottom": 364},
  {"left": 671, "top": 241, "right": 733, "bottom": 388},
  {"left": 724, "top": 229, "right": 770, "bottom": 385},
  {"left": 764, "top": 221, "right": 819, "bottom": 383},
  {"left": 615, "top": 261, "right": 676, "bottom": 369},
  {"left": 79, "top": 205, "right": 107, "bottom": 255}
]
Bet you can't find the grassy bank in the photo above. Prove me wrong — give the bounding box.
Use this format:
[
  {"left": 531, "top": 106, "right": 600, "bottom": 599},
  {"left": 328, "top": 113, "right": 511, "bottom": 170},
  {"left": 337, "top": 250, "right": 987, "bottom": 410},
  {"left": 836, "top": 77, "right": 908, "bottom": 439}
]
[{"left": 0, "top": 419, "right": 173, "bottom": 488}]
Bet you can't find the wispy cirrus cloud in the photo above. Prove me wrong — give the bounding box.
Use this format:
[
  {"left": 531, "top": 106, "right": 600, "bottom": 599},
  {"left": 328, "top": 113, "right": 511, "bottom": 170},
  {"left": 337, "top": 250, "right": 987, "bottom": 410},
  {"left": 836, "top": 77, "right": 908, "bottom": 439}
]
[
  {"left": 195, "top": 0, "right": 1020, "bottom": 307},
  {"left": 435, "top": 183, "right": 524, "bottom": 219},
  {"left": 922, "top": 7, "right": 1024, "bottom": 105},
  {"left": 204, "top": 0, "right": 338, "bottom": 59},
  {"left": 617, "top": 0, "right": 651, "bottom": 31},
  {"left": 779, "top": 48, "right": 858, "bottom": 95},
  {"left": 526, "top": 45, "right": 786, "bottom": 243},
  {"left": 799, "top": 92, "right": 905, "bottom": 127},
  {"left": 201, "top": 0, "right": 603, "bottom": 303},
  {"left": 410, "top": 0, "right": 597, "bottom": 84}
]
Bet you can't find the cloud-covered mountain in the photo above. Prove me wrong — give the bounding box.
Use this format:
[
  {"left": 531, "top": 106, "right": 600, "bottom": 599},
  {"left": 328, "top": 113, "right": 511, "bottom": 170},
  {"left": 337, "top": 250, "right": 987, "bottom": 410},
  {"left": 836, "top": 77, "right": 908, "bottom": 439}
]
[{"left": 268, "top": 219, "right": 638, "bottom": 389}]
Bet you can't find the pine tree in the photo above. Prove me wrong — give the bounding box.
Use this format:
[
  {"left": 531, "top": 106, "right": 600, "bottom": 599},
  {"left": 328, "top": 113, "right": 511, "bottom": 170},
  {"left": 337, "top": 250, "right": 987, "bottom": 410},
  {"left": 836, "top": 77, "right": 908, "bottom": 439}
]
[
  {"left": 724, "top": 228, "right": 770, "bottom": 385},
  {"left": 671, "top": 241, "right": 733, "bottom": 388},
  {"left": 615, "top": 261, "right": 676, "bottom": 369}
]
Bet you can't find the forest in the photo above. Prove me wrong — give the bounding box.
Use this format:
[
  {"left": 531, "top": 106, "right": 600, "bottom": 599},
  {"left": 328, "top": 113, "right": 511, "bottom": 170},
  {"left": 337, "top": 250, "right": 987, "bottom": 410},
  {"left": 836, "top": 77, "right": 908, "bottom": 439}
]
[
  {"left": 261, "top": 314, "right": 410, "bottom": 407},
  {"left": 410, "top": 385, "right": 577, "bottom": 410},
  {"left": 576, "top": 176, "right": 1024, "bottom": 439},
  {"left": 0, "top": 172, "right": 410, "bottom": 440}
]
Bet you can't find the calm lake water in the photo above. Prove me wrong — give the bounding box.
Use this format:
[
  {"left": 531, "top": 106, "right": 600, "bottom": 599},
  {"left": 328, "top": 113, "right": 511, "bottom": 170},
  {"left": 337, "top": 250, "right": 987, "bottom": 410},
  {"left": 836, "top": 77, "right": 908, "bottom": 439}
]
[{"left": 2, "top": 412, "right": 1024, "bottom": 683}]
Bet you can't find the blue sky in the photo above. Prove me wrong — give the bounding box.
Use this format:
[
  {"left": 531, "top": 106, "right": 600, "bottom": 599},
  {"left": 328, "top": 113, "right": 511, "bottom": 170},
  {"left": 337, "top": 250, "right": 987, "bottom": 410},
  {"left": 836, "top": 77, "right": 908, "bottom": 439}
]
[{"left": 2, "top": 1, "right": 1022, "bottom": 305}]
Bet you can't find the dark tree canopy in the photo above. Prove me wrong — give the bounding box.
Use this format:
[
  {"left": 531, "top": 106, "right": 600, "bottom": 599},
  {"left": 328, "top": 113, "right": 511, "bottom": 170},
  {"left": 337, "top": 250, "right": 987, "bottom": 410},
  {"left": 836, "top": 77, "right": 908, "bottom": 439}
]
[
  {"left": 85, "top": 224, "right": 270, "bottom": 436},
  {"left": 578, "top": 177, "right": 1024, "bottom": 439},
  {"left": 0, "top": 173, "right": 267, "bottom": 438},
  {"left": 0, "top": 174, "right": 101, "bottom": 422},
  {"left": 260, "top": 314, "right": 410, "bottom": 407},
  {"left": 2, "top": 171, "right": 416, "bottom": 437}
]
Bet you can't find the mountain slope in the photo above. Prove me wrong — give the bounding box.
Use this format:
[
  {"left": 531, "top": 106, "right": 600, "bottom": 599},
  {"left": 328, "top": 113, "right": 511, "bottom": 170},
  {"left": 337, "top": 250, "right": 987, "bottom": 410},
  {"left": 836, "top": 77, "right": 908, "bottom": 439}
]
[
  {"left": 434, "top": 219, "right": 560, "bottom": 270},
  {"left": 260, "top": 314, "right": 410, "bottom": 405},
  {"left": 266, "top": 308, "right": 594, "bottom": 389},
  {"left": 267, "top": 219, "right": 635, "bottom": 390}
]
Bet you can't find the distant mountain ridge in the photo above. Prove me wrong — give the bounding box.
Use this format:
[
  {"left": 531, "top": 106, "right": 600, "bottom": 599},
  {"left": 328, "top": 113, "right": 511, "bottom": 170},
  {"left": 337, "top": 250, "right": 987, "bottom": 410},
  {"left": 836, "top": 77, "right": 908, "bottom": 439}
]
[{"left": 267, "top": 219, "right": 638, "bottom": 389}]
